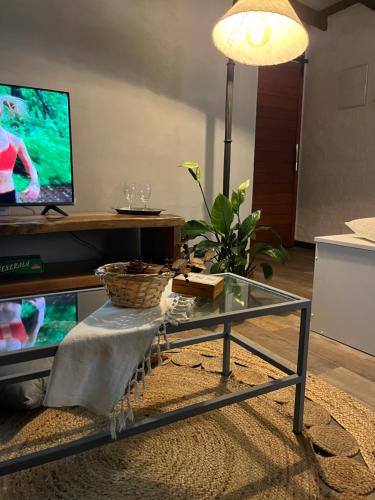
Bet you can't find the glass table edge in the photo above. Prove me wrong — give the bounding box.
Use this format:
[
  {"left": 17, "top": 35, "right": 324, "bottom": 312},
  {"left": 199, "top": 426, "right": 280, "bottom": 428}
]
[
  {"left": 0, "top": 275, "right": 311, "bottom": 361},
  {"left": 217, "top": 272, "right": 308, "bottom": 302},
  {"left": 166, "top": 273, "right": 310, "bottom": 332},
  {"left": 0, "top": 274, "right": 306, "bottom": 304},
  {"left": 166, "top": 299, "right": 309, "bottom": 333},
  {"left": 0, "top": 286, "right": 103, "bottom": 303}
]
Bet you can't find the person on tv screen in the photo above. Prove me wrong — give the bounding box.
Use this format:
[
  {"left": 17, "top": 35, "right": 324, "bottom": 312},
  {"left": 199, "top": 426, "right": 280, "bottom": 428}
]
[
  {"left": 0, "top": 297, "right": 45, "bottom": 352},
  {"left": 0, "top": 95, "right": 40, "bottom": 204}
]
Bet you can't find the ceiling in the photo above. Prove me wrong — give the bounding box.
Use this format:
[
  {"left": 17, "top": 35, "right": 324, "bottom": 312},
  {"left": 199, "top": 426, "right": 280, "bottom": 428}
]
[
  {"left": 299, "top": 0, "right": 339, "bottom": 10},
  {"left": 290, "top": 0, "right": 375, "bottom": 30}
]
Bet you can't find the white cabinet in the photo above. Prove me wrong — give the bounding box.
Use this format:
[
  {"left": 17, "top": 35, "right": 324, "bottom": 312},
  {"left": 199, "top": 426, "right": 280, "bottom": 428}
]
[{"left": 312, "top": 234, "right": 375, "bottom": 356}]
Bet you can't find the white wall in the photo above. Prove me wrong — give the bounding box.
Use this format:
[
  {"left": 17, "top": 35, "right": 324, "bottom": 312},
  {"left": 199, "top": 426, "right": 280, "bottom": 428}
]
[
  {"left": 296, "top": 4, "right": 375, "bottom": 242},
  {"left": 0, "top": 0, "right": 257, "bottom": 222}
]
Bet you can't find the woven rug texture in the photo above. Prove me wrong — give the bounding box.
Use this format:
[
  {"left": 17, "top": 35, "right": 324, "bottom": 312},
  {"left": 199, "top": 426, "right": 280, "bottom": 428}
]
[{"left": 0, "top": 339, "right": 373, "bottom": 499}]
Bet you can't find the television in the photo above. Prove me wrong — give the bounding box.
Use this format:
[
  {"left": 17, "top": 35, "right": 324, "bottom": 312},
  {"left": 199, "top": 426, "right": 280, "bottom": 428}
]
[{"left": 0, "top": 83, "right": 74, "bottom": 210}]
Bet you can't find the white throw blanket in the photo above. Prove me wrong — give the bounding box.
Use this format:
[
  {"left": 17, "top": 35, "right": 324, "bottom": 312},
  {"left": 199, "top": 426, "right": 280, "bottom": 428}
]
[
  {"left": 43, "top": 282, "right": 196, "bottom": 439},
  {"left": 43, "top": 299, "right": 168, "bottom": 437}
]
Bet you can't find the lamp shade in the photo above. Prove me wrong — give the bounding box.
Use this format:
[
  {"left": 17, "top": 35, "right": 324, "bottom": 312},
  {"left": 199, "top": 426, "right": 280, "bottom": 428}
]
[{"left": 212, "top": 0, "right": 309, "bottom": 66}]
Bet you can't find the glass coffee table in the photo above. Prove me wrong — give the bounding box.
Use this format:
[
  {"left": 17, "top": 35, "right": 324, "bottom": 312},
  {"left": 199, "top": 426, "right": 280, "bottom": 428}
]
[{"left": 0, "top": 273, "right": 311, "bottom": 476}]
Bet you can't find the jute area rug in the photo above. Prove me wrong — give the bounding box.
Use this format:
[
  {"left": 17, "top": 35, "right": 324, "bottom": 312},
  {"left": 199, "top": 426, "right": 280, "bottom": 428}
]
[{"left": 0, "top": 340, "right": 374, "bottom": 500}]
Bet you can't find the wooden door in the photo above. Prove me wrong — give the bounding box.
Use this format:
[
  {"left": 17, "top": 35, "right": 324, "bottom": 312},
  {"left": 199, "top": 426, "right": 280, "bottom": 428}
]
[{"left": 252, "top": 61, "right": 305, "bottom": 248}]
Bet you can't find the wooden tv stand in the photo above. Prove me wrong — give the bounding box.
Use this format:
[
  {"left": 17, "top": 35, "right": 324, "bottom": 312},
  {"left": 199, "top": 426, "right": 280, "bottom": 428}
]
[{"left": 0, "top": 211, "right": 185, "bottom": 298}]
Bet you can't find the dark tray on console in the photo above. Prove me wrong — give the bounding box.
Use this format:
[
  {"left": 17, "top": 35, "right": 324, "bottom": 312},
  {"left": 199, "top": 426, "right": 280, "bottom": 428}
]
[{"left": 115, "top": 208, "right": 165, "bottom": 216}]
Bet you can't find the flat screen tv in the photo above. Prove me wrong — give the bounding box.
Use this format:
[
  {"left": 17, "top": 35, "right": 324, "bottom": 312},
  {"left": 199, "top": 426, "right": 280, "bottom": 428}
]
[{"left": 0, "top": 83, "right": 73, "bottom": 207}]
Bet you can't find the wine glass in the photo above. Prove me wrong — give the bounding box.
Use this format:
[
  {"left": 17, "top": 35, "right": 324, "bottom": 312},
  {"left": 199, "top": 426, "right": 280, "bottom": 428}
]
[
  {"left": 123, "top": 182, "right": 136, "bottom": 209},
  {"left": 138, "top": 183, "right": 152, "bottom": 209}
]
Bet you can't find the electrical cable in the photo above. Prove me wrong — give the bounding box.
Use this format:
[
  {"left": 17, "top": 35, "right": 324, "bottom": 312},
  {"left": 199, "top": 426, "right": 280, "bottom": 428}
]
[
  {"left": 69, "top": 232, "right": 109, "bottom": 260},
  {"left": 22, "top": 206, "right": 36, "bottom": 215}
]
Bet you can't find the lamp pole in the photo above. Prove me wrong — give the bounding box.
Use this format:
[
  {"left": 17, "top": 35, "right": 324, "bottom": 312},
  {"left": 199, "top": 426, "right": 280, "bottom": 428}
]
[
  {"left": 223, "top": 58, "right": 235, "bottom": 198},
  {"left": 222, "top": 0, "right": 238, "bottom": 198}
]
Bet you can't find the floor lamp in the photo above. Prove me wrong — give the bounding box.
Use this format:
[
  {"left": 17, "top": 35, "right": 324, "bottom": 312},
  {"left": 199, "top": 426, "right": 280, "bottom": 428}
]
[{"left": 212, "top": 0, "right": 309, "bottom": 197}]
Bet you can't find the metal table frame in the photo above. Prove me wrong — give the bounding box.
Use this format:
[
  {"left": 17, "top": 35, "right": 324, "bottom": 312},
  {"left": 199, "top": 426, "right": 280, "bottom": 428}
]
[{"left": 0, "top": 273, "right": 311, "bottom": 477}]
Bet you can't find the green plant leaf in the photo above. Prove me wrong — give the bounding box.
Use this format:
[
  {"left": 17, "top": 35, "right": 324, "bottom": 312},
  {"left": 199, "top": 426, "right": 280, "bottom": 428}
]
[
  {"left": 238, "top": 210, "right": 261, "bottom": 242},
  {"left": 194, "top": 239, "right": 218, "bottom": 258},
  {"left": 210, "top": 261, "right": 227, "bottom": 274},
  {"left": 179, "top": 161, "right": 200, "bottom": 169},
  {"left": 249, "top": 242, "right": 272, "bottom": 256},
  {"left": 234, "top": 255, "right": 247, "bottom": 267},
  {"left": 228, "top": 283, "right": 246, "bottom": 305},
  {"left": 178, "top": 162, "right": 201, "bottom": 182},
  {"left": 210, "top": 194, "right": 234, "bottom": 235},
  {"left": 265, "top": 246, "right": 288, "bottom": 263},
  {"left": 181, "top": 220, "right": 212, "bottom": 238},
  {"left": 231, "top": 191, "right": 242, "bottom": 213},
  {"left": 231, "top": 245, "right": 241, "bottom": 256},
  {"left": 260, "top": 262, "right": 273, "bottom": 280},
  {"left": 255, "top": 225, "right": 282, "bottom": 241},
  {"left": 230, "top": 179, "right": 250, "bottom": 213},
  {"left": 250, "top": 242, "right": 288, "bottom": 263}
]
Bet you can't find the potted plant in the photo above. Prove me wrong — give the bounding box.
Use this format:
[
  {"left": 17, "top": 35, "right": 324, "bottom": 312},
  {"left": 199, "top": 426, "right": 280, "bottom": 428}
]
[{"left": 179, "top": 162, "right": 287, "bottom": 280}]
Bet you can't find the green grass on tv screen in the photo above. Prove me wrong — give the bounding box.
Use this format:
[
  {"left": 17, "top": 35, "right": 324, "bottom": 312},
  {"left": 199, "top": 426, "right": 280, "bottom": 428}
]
[{"left": 0, "top": 84, "right": 72, "bottom": 203}]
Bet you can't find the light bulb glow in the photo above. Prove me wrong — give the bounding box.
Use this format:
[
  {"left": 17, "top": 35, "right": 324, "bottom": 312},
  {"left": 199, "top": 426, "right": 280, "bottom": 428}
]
[
  {"left": 212, "top": 1, "right": 310, "bottom": 66},
  {"left": 246, "top": 15, "right": 271, "bottom": 48}
]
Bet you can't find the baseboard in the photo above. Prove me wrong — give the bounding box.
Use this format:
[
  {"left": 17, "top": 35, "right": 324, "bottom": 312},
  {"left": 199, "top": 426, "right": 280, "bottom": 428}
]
[{"left": 294, "top": 240, "right": 316, "bottom": 250}]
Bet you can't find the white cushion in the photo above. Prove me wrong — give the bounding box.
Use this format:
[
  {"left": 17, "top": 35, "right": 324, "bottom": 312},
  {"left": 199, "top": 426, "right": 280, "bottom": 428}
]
[
  {"left": 345, "top": 218, "right": 375, "bottom": 243},
  {"left": 0, "top": 358, "right": 52, "bottom": 410}
]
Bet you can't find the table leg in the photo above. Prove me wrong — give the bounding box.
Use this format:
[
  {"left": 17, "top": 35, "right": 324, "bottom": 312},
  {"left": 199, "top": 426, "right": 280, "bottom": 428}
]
[
  {"left": 293, "top": 304, "right": 311, "bottom": 434},
  {"left": 223, "top": 322, "right": 231, "bottom": 376}
]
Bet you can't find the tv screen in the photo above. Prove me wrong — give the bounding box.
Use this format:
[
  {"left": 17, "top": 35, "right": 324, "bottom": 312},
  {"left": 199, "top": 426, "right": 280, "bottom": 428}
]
[{"left": 0, "top": 83, "right": 73, "bottom": 206}]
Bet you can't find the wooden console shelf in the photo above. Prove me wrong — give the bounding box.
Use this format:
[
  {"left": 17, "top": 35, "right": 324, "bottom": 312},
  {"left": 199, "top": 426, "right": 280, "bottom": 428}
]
[
  {"left": 0, "top": 211, "right": 185, "bottom": 298},
  {"left": 0, "top": 212, "right": 184, "bottom": 236},
  {"left": 0, "top": 272, "right": 100, "bottom": 298}
]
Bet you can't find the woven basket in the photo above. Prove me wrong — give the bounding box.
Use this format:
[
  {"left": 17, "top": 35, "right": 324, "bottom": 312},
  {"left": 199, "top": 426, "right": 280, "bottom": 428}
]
[{"left": 95, "top": 262, "right": 173, "bottom": 308}]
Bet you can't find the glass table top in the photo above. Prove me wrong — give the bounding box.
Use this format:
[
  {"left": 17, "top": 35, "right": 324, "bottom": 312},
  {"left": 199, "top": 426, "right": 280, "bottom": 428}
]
[
  {"left": 183, "top": 274, "right": 296, "bottom": 322},
  {"left": 0, "top": 274, "right": 302, "bottom": 356}
]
